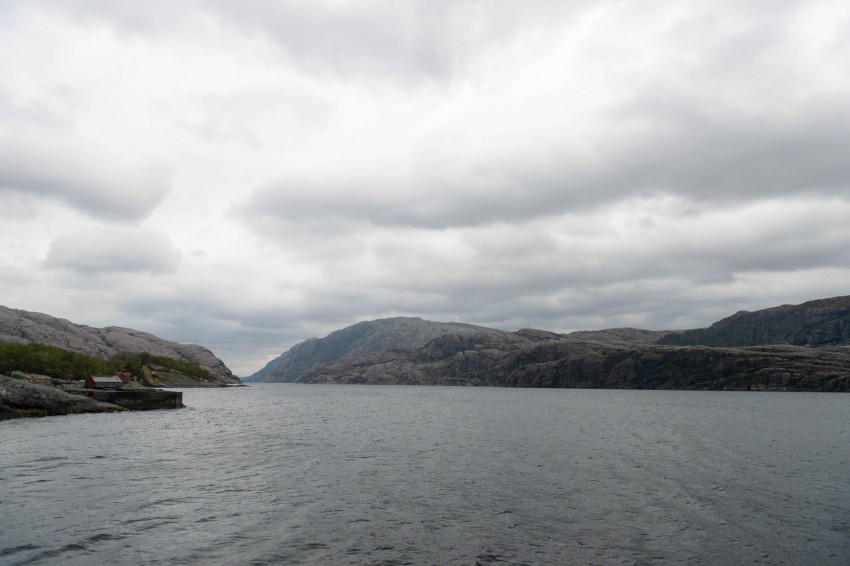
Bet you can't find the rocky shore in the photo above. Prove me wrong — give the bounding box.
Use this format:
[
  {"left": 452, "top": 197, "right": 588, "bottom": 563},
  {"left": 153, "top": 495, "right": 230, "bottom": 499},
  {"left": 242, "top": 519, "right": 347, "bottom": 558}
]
[
  {"left": 0, "top": 374, "right": 124, "bottom": 420},
  {"left": 0, "top": 373, "right": 185, "bottom": 420}
]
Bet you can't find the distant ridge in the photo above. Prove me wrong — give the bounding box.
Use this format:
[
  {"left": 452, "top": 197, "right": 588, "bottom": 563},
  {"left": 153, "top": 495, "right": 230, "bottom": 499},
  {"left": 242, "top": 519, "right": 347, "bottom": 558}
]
[
  {"left": 246, "top": 316, "right": 674, "bottom": 384},
  {"left": 0, "top": 306, "right": 239, "bottom": 385},
  {"left": 249, "top": 297, "right": 850, "bottom": 391},
  {"left": 658, "top": 295, "right": 850, "bottom": 347},
  {"left": 247, "top": 317, "right": 503, "bottom": 382}
]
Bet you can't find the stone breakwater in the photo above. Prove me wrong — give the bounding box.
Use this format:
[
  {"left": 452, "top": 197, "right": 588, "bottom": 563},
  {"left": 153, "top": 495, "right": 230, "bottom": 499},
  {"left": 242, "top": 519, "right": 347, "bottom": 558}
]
[{"left": 66, "top": 388, "right": 183, "bottom": 411}]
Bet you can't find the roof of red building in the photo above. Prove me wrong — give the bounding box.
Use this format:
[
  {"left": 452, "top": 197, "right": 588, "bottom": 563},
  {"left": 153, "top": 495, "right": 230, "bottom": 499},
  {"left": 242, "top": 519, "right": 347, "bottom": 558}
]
[{"left": 88, "top": 376, "right": 124, "bottom": 384}]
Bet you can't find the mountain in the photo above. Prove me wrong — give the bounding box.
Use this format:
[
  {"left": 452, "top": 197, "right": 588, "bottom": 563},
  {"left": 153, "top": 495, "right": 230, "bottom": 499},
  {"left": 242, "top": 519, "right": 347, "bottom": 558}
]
[
  {"left": 246, "top": 316, "right": 673, "bottom": 385},
  {"left": 301, "top": 337, "right": 849, "bottom": 392},
  {"left": 658, "top": 295, "right": 850, "bottom": 347},
  {"left": 247, "top": 317, "right": 503, "bottom": 382},
  {"left": 0, "top": 306, "right": 239, "bottom": 385},
  {"left": 249, "top": 297, "right": 850, "bottom": 391}
]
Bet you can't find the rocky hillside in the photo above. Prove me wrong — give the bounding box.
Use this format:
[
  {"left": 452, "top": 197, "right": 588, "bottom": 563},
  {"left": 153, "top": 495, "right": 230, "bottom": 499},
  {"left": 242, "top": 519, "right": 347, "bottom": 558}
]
[
  {"left": 251, "top": 297, "right": 850, "bottom": 392},
  {"left": 0, "top": 306, "right": 239, "bottom": 385},
  {"left": 658, "top": 295, "right": 850, "bottom": 347},
  {"left": 502, "top": 343, "right": 850, "bottom": 391},
  {"left": 302, "top": 338, "right": 848, "bottom": 392},
  {"left": 247, "top": 317, "right": 503, "bottom": 382}
]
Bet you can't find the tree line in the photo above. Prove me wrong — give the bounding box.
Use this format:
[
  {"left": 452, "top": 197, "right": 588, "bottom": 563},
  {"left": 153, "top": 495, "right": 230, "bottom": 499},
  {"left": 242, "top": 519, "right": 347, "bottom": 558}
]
[{"left": 0, "top": 343, "right": 214, "bottom": 381}]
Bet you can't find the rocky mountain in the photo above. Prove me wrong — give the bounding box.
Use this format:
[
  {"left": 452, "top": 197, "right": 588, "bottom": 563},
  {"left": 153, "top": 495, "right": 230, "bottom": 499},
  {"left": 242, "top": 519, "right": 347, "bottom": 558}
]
[
  {"left": 248, "top": 317, "right": 503, "bottom": 382},
  {"left": 658, "top": 295, "right": 850, "bottom": 347},
  {"left": 302, "top": 338, "right": 849, "bottom": 392},
  {"left": 250, "top": 297, "right": 850, "bottom": 391},
  {"left": 502, "top": 343, "right": 850, "bottom": 391},
  {"left": 0, "top": 306, "right": 239, "bottom": 385}
]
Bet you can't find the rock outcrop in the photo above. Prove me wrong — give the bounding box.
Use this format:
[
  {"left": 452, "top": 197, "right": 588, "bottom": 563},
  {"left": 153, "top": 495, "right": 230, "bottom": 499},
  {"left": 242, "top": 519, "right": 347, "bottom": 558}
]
[
  {"left": 0, "top": 374, "right": 125, "bottom": 419},
  {"left": 0, "top": 306, "right": 239, "bottom": 385}
]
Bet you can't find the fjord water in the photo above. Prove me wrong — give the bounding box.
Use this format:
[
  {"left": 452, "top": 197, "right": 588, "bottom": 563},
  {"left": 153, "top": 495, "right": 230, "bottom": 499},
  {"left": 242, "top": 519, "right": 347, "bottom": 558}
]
[{"left": 1, "top": 386, "right": 848, "bottom": 565}]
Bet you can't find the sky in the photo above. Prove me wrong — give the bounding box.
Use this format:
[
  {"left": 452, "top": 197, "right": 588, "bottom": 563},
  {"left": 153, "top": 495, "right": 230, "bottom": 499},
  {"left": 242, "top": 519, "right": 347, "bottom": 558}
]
[{"left": 2, "top": 1, "right": 849, "bottom": 377}]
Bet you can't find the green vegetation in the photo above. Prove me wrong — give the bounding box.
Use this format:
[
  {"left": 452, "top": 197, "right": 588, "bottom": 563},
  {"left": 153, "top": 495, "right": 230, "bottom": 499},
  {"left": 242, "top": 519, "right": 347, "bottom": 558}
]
[
  {"left": 0, "top": 343, "right": 113, "bottom": 379},
  {"left": 0, "top": 343, "right": 215, "bottom": 381},
  {"left": 114, "top": 352, "right": 216, "bottom": 381}
]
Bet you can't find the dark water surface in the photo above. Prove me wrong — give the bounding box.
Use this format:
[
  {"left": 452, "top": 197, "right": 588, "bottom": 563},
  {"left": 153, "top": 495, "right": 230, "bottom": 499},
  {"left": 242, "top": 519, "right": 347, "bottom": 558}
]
[{"left": 1, "top": 385, "right": 848, "bottom": 565}]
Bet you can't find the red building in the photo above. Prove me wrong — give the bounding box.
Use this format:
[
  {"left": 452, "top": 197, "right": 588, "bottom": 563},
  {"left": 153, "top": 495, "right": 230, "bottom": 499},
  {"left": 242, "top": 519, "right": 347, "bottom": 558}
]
[{"left": 85, "top": 376, "right": 124, "bottom": 389}]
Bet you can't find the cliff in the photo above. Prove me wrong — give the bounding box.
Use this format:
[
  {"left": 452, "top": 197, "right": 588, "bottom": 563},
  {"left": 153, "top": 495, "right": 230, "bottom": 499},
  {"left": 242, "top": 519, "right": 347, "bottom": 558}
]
[{"left": 0, "top": 306, "right": 239, "bottom": 385}]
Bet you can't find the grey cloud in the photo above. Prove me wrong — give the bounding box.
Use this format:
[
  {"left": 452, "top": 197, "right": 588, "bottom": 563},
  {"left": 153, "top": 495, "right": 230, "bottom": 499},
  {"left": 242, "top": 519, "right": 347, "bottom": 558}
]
[
  {"left": 181, "top": 88, "right": 333, "bottom": 147},
  {"left": 604, "top": 92, "right": 850, "bottom": 201},
  {"left": 28, "top": 0, "right": 594, "bottom": 83},
  {"left": 204, "top": 0, "right": 815, "bottom": 84},
  {"left": 0, "top": 20, "right": 171, "bottom": 221},
  {"left": 5, "top": 0, "right": 849, "bottom": 378},
  {"left": 234, "top": 0, "right": 850, "bottom": 232},
  {"left": 665, "top": 226, "right": 850, "bottom": 275},
  {"left": 240, "top": 191, "right": 850, "bottom": 313},
  {"left": 241, "top": 97, "right": 850, "bottom": 231},
  {"left": 7, "top": 0, "right": 185, "bottom": 35},
  {"left": 235, "top": 197, "right": 850, "bottom": 338},
  {"left": 0, "top": 192, "right": 40, "bottom": 222},
  {"left": 0, "top": 139, "right": 172, "bottom": 221},
  {"left": 115, "top": 295, "right": 324, "bottom": 375},
  {"left": 0, "top": 87, "right": 77, "bottom": 129},
  {"left": 0, "top": 263, "right": 32, "bottom": 291},
  {"left": 102, "top": 214, "right": 850, "bottom": 375},
  {"left": 213, "top": 0, "right": 458, "bottom": 80},
  {"left": 45, "top": 228, "right": 181, "bottom": 274}
]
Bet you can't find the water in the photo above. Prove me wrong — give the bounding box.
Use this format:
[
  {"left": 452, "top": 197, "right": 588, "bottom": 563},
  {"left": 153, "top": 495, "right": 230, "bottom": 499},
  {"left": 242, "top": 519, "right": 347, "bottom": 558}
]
[{"left": 1, "top": 385, "right": 848, "bottom": 566}]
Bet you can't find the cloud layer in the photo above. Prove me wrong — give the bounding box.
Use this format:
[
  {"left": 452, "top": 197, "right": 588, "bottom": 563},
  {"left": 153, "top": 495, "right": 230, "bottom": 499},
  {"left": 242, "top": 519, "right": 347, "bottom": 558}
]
[
  {"left": 2, "top": 0, "right": 849, "bottom": 375},
  {"left": 45, "top": 228, "right": 181, "bottom": 274}
]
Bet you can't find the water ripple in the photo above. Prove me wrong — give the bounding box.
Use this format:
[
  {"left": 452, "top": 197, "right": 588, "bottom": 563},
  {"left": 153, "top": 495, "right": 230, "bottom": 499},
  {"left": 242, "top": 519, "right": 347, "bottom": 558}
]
[{"left": 1, "top": 386, "right": 849, "bottom": 565}]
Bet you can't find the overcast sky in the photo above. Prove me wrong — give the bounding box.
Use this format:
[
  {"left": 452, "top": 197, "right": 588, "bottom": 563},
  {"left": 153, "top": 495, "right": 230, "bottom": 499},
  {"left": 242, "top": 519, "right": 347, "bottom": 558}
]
[{"left": 2, "top": 1, "right": 849, "bottom": 376}]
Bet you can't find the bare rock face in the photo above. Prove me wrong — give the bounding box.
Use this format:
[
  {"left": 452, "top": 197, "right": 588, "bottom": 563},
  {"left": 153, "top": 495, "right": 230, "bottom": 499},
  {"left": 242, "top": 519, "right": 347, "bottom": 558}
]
[{"left": 0, "top": 306, "right": 238, "bottom": 384}]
